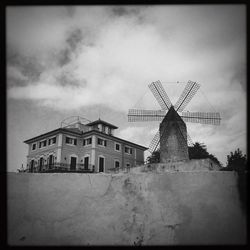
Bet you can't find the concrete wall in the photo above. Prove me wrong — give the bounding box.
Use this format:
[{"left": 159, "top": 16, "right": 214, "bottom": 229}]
[{"left": 7, "top": 171, "right": 246, "bottom": 246}]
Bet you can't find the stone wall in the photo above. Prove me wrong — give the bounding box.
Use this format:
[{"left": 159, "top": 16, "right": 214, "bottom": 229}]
[
  {"left": 160, "top": 121, "right": 189, "bottom": 163},
  {"left": 137, "top": 158, "right": 221, "bottom": 173},
  {"left": 8, "top": 171, "right": 246, "bottom": 246}
]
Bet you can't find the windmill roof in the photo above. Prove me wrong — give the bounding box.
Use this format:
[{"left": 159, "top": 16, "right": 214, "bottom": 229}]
[{"left": 162, "top": 106, "right": 184, "bottom": 123}]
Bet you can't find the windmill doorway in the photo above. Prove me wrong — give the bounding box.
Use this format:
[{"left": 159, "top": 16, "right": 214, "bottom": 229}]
[
  {"left": 70, "top": 156, "right": 77, "bottom": 170},
  {"left": 98, "top": 156, "right": 105, "bottom": 172}
]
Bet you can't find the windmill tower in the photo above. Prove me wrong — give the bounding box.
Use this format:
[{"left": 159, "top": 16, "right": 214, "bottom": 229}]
[{"left": 128, "top": 80, "right": 221, "bottom": 163}]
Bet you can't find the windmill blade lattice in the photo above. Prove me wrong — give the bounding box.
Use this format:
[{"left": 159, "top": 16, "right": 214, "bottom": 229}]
[
  {"left": 174, "top": 81, "right": 200, "bottom": 112},
  {"left": 148, "top": 80, "right": 172, "bottom": 110},
  {"left": 148, "top": 131, "right": 160, "bottom": 153},
  {"left": 187, "top": 133, "right": 194, "bottom": 146},
  {"left": 128, "top": 109, "right": 166, "bottom": 122},
  {"left": 181, "top": 112, "right": 221, "bottom": 125}
]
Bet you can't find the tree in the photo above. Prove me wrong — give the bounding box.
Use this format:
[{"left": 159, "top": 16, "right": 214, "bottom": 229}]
[
  {"left": 188, "top": 142, "right": 222, "bottom": 167},
  {"left": 224, "top": 148, "right": 247, "bottom": 172},
  {"left": 208, "top": 153, "right": 222, "bottom": 167},
  {"left": 146, "top": 150, "right": 160, "bottom": 163},
  {"left": 188, "top": 142, "right": 209, "bottom": 159},
  {"left": 222, "top": 148, "right": 247, "bottom": 213}
]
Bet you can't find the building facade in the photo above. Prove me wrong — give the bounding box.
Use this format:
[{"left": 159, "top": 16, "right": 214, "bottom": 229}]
[{"left": 24, "top": 119, "right": 147, "bottom": 173}]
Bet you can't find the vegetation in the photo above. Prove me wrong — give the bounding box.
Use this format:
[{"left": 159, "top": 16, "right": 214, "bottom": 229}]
[
  {"left": 220, "top": 148, "right": 247, "bottom": 213},
  {"left": 188, "top": 142, "right": 222, "bottom": 167},
  {"left": 221, "top": 148, "right": 247, "bottom": 172},
  {"left": 188, "top": 142, "right": 209, "bottom": 159},
  {"left": 146, "top": 150, "right": 160, "bottom": 163}
]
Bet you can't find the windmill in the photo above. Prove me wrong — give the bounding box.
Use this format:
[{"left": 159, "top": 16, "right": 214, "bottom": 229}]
[{"left": 128, "top": 80, "right": 221, "bottom": 163}]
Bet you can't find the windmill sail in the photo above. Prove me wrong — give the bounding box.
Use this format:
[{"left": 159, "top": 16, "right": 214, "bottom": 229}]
[
  {"left": 181, "top": 112, "right": 221, "bottom": 125},
  {"left": 148, "top": 80, "right": 172, "bottom": 110},
  {"left": 174, "top": 81, "right": 200, "bottom": 112},
  {"left": 148, "top": 131, "right": 160, "bottom": 153},
  {"left": 128, "top": 109, "right": 166, "bottom": 122},
  {"left": 187, "top": 133, "right": 194, "bottom": 146}
]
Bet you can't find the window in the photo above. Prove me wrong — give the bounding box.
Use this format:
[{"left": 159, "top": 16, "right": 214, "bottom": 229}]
[
  {"left": 48, "top": 136, "right": 56, "bottom": 145},
  {"left": 105, "top": 126, "right": 109, "bottom": 134},
  {"left": 115, "top": 160, "right": 120, "bottom": 168},
  {"left": 125, "top": 146, "right": 133, "bottom": 155},
  {"left": 83, "top": 137, "right": 92, "bottom": 146},
  {"left": 39, "top": 140, "right": 47, "bottom": 148},
  {"left": 66, "top": 136, "right": 77, "bottom": 145},
  {"left": 97, "top": 138, "right": 107, "bottom": 147},
  {"left": 102, "top": 126, "right": 105, "bottom": 133},
  {"left": 115, "top": 143, "right": 121, "bottom": 152},
  {"left": 32, "top": 143, "right": 36, "bottom": 151}
]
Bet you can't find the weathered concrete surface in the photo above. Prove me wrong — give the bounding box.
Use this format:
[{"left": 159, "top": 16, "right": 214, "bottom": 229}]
[
  {"left": 132, "top": 159, "right": 221, "bottom": 173},
  {"left": 8, "top": 171, "right": 246, "bottom": 246}
]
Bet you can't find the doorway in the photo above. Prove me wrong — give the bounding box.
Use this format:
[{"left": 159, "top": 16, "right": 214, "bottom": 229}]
[
  {"left": 84, "top": 156, "right": 89, "bottom": 170},
  {"left": 70, "top": 156, "right": 77, "bottom": 170},
  {"left": 39, "top": 157, "right": 44, "bottom": 172},
  {"left": 48, "top": 155, "right": 54, "bottom": 169},
  {"left": 30, "top": 160, "right": 34, "bottom": 172},
  {"left": 99, "top": 156, "right": 105, "bottom": 172}
]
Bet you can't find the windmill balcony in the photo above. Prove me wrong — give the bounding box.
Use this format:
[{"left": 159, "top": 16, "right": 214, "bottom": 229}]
[{"left": 29, "top": 163, "right": 95, "bottom": 173}]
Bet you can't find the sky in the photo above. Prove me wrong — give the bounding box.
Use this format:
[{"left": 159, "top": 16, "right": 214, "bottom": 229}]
[{"left": 7, "top": 5, "right": 246, "bottom": 172}]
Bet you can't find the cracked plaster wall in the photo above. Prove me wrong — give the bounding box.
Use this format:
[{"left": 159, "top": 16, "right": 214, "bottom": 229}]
[{"left": 7, "top": 171, "right": 246, "bottom": 245}]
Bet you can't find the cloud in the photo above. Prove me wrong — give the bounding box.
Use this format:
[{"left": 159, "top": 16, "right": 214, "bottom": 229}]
[
  {"left": 7, "top": 66, "right": 28, "bottom": 85},
  {"left": 7, "top": 6, "right": 246, "bottom": 114}
]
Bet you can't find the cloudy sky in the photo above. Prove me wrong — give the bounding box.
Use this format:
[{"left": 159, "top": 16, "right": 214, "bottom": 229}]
[{"left": 7, "top": 5, "right": 246, "bottom": 172}]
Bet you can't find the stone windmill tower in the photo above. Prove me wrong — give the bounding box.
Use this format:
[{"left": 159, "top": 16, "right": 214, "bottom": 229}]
[{"left": 128, "top": 80, "right": 221, "bottom": 163}]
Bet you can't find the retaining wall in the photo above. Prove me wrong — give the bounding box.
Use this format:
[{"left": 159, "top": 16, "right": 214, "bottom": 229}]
[{"left": 7, "top": 171, "right": 246, "bottom": 245}]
